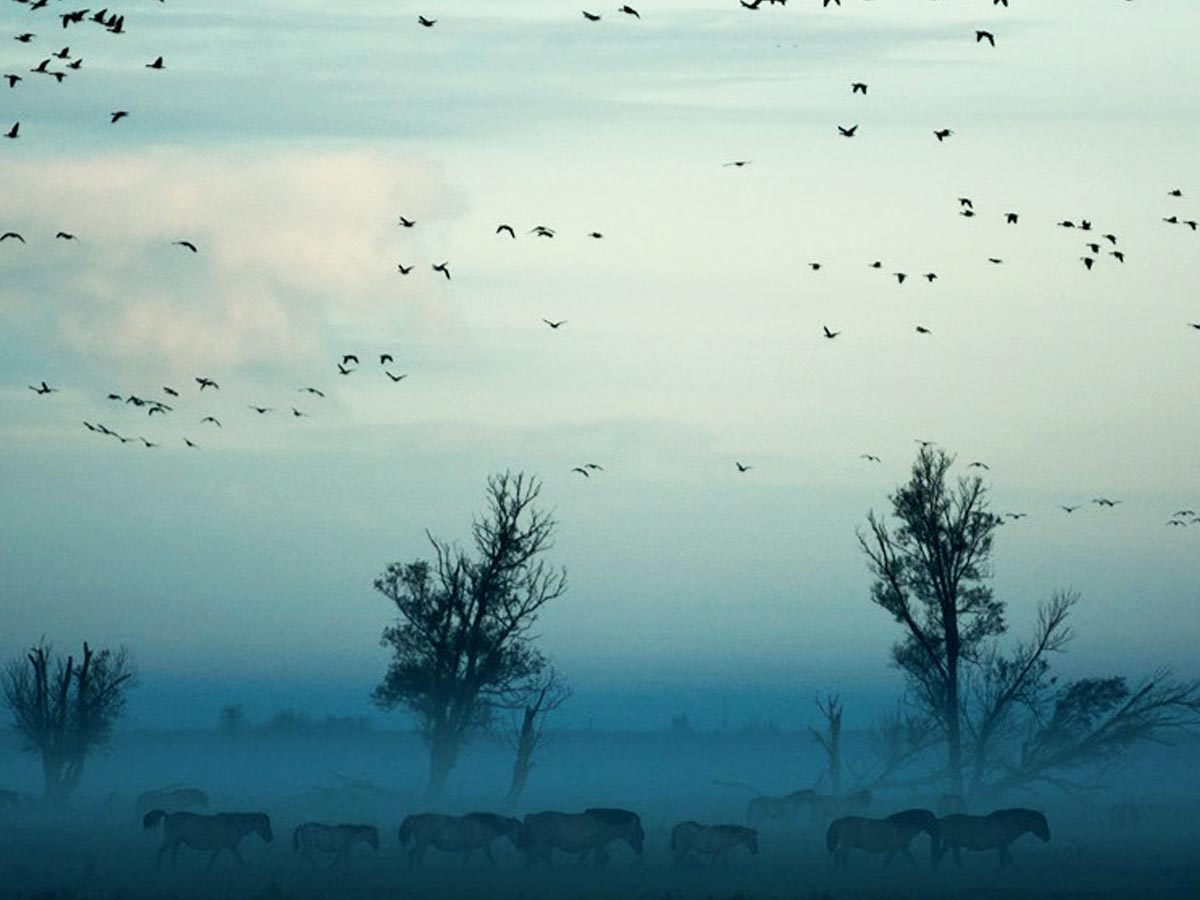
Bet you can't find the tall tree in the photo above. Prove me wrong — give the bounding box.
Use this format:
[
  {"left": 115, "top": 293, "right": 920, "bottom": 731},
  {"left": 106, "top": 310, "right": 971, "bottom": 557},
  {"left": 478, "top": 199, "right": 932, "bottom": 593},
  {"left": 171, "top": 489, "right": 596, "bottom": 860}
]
[
  {"left": 857, "top": 446, "right": 1004, "bottom": 798},
  {"left": 809, "top": 693, "right": 843, "bottom": 795},
  {"left": 372, "top": 472, "right": 567, "bottom": 800},
  {"left": 2, "top": 642, "right": 137, "bottom": 803}
]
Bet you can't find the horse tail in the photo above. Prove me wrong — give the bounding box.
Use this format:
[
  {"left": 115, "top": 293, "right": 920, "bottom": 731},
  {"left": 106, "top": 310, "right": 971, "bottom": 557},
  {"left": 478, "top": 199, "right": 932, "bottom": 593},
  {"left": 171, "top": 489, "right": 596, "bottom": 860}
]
[
  {"left": 142, "top": 809, "right": 166, "bottom": 831},
  {"left": 825, "top": 819, "right": 840, "bottom": 855}
]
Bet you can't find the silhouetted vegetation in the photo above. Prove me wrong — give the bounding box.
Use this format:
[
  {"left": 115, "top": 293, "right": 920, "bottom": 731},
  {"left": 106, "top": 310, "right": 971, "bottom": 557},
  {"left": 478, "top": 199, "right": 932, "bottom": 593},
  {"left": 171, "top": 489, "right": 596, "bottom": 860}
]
[
  {"left": 503, "top": 666, "right": 570, "bottom": 810},
  {"left": 859, "top": 448, "right": 1200, "bottom": 802},
  {"left": 2, "top": 641, "right": 136, "bottom": 803},
  {"left": 372, "top": 471, "right": 567, "bottom": 799}
]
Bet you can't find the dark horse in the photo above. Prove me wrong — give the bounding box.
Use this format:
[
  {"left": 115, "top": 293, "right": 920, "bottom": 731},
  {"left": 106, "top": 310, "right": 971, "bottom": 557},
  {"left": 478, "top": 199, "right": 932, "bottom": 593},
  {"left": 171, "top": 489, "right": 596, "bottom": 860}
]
[
  {"left": 520, "top": 808, "right": 644, "bottom": 867},
  {"left": 936, "top": 808, "right": 1050, "bottom": 868},
  {"left": 826, "top": 808, "right": 939, "bottom": 869},
  {"left": 144, "top": 810, "right": 273, "bottom": 870}
]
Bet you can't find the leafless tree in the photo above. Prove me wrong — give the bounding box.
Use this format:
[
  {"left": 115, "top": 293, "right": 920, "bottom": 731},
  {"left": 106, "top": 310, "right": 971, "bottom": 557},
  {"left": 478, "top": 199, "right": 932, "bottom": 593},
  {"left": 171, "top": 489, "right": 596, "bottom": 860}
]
[
  {"left": 857, "top": 446, "right": 1004, "bottom": 798},
  {"left": 502, "top": 666, "right": 571, "bottom": 810},
  {"left": 2, "top": 642, "right": 137, "bottom": 803},
  {"left": 809, "top": 693, "right": 843, "bottom": 795},
  {"left": 372, "top": 472, "right": 567, "bottom": 800}
]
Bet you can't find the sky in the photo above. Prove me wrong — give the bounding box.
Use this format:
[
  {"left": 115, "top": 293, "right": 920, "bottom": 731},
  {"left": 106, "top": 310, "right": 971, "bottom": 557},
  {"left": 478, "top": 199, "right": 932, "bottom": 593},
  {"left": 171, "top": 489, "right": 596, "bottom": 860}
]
[{"left": 1, "top": 0, "right": 1198, "bottom": 731}]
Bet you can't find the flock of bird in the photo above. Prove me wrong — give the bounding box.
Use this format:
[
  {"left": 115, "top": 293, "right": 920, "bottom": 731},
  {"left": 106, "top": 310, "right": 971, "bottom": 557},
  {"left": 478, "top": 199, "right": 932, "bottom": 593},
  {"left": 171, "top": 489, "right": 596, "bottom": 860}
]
[{"left": 5, "top": 0, "right": 1197, "bottom": 535}]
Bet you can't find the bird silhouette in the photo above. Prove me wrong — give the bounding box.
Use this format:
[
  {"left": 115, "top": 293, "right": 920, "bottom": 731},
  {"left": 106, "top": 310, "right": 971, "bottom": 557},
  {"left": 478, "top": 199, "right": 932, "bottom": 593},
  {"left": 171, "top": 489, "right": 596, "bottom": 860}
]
[
  {"left": 196, "top": 377, "right": 219, "bottom": 391},
  {"left": 959, "top": 198, "right": 973, "bottom": 209},
  {"left": 1060, "top": 505, "right": 1080, "bottom": 513},
  {"left": 934, "top": 129, "right": 954, "bottom": 141},
  {"left": 822, "top": 326, "right": 840, "bottom": 339},
  {"left": 398, "top": 216, "right": 416, "bottom": 228},
  {"left": 300, "top": 387, "right": 325, "bottom": 397},
  {"left": 163, "top": 387, "right": 179, "bottom": 397},
  {"left": 342, "top": 354, "right": 359, "bottom": 366},
  {"left": 619, "top": 5, "right": 640, "bottom": 18},
  {"left": 432, "top": 262, "right": 451, "bottom": 280},
  {"left": 1, "top": 232, "right": 26, "bottom": 243},
  {"left": 915, "top": 325, "right": 932, "bottom": 334},
  {"left": 723, "top": 160, "right": 752, "bottom": 167},
  {"left": 851, "top": 82, "right": 867, "bottom": 95},
  {"left": 543, "top": 319, "right": 567, "bottom": 329},
  {"left": 292, "top": 408, "right": 308, "bottom": 417},
  {"left": 386, "top": 372, "right": 408, "bottom": 382},
  {"left": 735, "top": 462, "right": 752, "bottom": 472},
  {"left": 1081, "top": 257, "right": 1095, "bottom": 270},
  {"left": 894, "top": 272, "right": 907, "bottom": 284},
  {"left": 397, "top": 263, "right": 414, "bottom": 275},
  {"left": 110, "top": 111, "right": 128, "bottom": 124},
  {"left": 1168, "top": 188, "right": 1182, "bottom": 197},
  {"left": 5, "top": 122, "right": 21, "bottom": 139},
  {"left": 924, "top": 273, "right": 937, "bottom": 282},
  {"left": 741, "top": 0, "right": 763, "bottom": 9},
  {"left": 976, "top": 30, "right": 995, "bottom": 47},
  {"left": 1110, "top": 251, "right": 1125, "bottom": 262},
  {"left": 418, "top": 16, "right": 437, "bottom": 27},
  {"left": 860, "top": 454, "right": 881, "bottom": 463},
  {"left": 55, "top": 231, "right": 76, "bottom": 240},
  {"left": 809, "top": 263, "right": 821, "bottom": 271},
  {"left": 582, "top": 11, "right": 601, "bottom": 21},
  {"left": 28, "top": 381, "right": 57, "bottom": 395},
  {"left": 249, "top": 405, "right": 272, "bottom": 414},
  {"left": 571, "top": 467, "right": 590, "bottom": 477},
  {"left": 988, "top": 258, "right": 1004, "bottom": 265},
  {"left": 173, "top": 240, "right": 198, "bottom": 252},
  {"left": 1005, "top": 212, "right": 1019, "bottom": 224},
  {"left": 4, "top": 75, "right": 20, "bottom": 88},
  {"left": 496, "top": 224, "right": 516, "bottom": 238},
  {"left": 1103, "top": 233, "right": 1118, "bottom": 244},
  {"left": 15, "top": 34, "right": 35, "bottom": 44},
  {"left": 838, "top": 125, "right": 858, "bottom": 137},
  {"left": 380, "top": 353, "right": 394, "bottom": 365},
  {"left": 184, "top": 438, "right": 198, "bottom": 448},
  {"left": 200, "top": 416, "right": 221, "bottom": 427},
  {"left": 588, "top": 231, "right": 604, "bottom": 239},
  {"left": 146, "top": 56, "right": 164, "bottom": 70},
  {"left": 337, "top": 363, "right": 353, "bottom": 375},
  {"left": 967, "top": 461, "right": 990, "bottom": 470},
  {"left": 584, "top": 463, "right": 604, "bottom": 471}
]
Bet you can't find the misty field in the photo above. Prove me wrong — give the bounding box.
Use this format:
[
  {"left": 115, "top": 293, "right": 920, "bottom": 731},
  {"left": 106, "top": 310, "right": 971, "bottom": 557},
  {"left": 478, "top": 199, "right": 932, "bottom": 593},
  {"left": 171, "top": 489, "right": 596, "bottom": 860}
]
[{"left": 2, "top": 728, "right": 1198, "bottom": 900}]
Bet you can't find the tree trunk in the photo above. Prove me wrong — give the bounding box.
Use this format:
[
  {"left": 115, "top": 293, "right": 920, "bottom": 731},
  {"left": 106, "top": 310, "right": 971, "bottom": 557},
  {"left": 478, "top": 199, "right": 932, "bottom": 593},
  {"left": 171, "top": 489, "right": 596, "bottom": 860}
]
[
  {"left": 945, "top": 650, "right": 964, "bottom": 801},
  {"left": 503, "top": 707, "right": 537, "bottom": 810},
  {"left": 425, "top": 729, "right": 459, "bottom": 802},
  {"left": 829, "top": 710, "right": 842, "bottom": 796}
]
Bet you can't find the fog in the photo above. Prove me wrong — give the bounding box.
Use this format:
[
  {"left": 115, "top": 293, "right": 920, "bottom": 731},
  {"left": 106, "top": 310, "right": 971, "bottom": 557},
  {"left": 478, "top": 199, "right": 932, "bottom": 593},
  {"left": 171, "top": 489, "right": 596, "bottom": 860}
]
[{"left": 2, "top": 721, "right": 1198, "bottom": 900}]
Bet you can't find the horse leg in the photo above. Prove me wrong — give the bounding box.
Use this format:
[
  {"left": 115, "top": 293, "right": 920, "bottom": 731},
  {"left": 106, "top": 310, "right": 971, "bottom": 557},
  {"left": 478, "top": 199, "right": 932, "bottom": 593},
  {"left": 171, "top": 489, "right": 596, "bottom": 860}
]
[
  {"left": 208, "top": 848, "right": 223, "bottom": 872},
  {"left": 484, "top": 843, "right": 497, "bottom": 868},
  {"left": 952, "top": 845, "right": 962, "bottom": 868},
  {"left": 461, "top": 847, "right": 473, "bottom": 868},
  {"left": 902, "top": 846, "right": 916, "bottom": 866},
  {"left": 231, "top": 845, "right": 247, "bottom": 868}
]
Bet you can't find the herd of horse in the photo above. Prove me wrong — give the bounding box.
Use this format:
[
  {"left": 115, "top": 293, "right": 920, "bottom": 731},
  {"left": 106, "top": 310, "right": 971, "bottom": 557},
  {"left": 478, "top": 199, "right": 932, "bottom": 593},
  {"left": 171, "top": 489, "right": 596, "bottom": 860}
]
[{"left": 132, "top": 786, "right": 1052, "bottom": 874}]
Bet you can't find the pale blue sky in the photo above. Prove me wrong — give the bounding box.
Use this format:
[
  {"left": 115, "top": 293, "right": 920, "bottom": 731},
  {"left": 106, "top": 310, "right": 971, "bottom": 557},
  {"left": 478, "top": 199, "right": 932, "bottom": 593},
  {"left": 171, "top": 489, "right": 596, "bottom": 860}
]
[{"left": 1, "top": 0, "right": 1198, "bottom": 728}]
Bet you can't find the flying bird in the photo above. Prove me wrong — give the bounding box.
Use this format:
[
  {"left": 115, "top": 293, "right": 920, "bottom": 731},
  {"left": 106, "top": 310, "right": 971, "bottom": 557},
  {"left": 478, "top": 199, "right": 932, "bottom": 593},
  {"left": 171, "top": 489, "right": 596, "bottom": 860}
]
[
  {"left": 432, "top": 262, "right": 451, "bottom": 280},
  {"left": 915, "top": 325, "right": 932, "bottom": 334},
  {"left": 894, "top": 272, "right": 907, "bottom": 284},
  {"left": 967, "top": 461, "right": 990, "bottom": 470},
  {"left": 146, "top": 56, "right": 164, "bottom": 69},
  {"left": 958, "top": 198, "right": 973, "bottom": 209},
  {"left": 418, "top": 16, "right": 437, "bottom": 27},
  {"left": 1081, "top": 256, "right": 1094, "bottom": 270},
  {"left": 380, "top": 353, "right": 394, "bottom": 365},
  {"left": 582, "top": 11, "right": 601, "bottom": 21},
  {"left": 838, "top": 125, "right": 858, "bottom": 137},
  {"left": 292, "top": 408, "right": 308, "bottom": 417},
  {"left": 163, "top": 387, "right": 179, "bottom": 397},
  {"left": 110, "top": 111, "right": 128, "bottom": 124},
  {"left": 1060, "top": 505, "right": 1080, "bottom": 513},
  {"left": 196, "top": 377, "right": 218, "bottom": 390},
  {"left": 851, "top": 82, "right": 867, "bottom": 95},
  {"left": 300, "top": 387, "right": 325, "bottom": 397},
  {"left": 924, "top": 273, "right": 937, "bottom": 282},
  {"left": 1, "top": 232, "right": 26, "bottom": 243},
  {"left": 173, "top": 240, "right": 198, "bottom": 252},
  {"left": 386, "top": 372, "right": 408, "bottom": 382},
  {"left": 397, "top": 263, "right": 413, "bottom": 274},
  {"left": 249, "top": 405, "right": 272, "bottom": 414},
  {"left": 4, "top": 75, "right": 20, "bottom": 88},
  {"left": 588, "top": 231, "right": 604, "bottom": 239},
  {"left": 28, "top": 381, "right": 57, "bottom": 395},
  {"left": 934, "top": 129, "right": 954, "bottom": 142},
  {"left": 200, "top": 416, "right": 221, "bottom": 427},
  {"left": 618, "top": 5, "right": 640, "bottom": 17},
  {"left": 1005, "top": 212, "right": 1019, "bottom": 224},
  {"left": 5, "top": 121, "right": 20, "bottom": 139},
  {"left": 342, "top": 354, "right": 359, "bottom": 366},
  {"left": 822, "top": 326, "right": 840, "bottom": 339},
  {"left": 55, "top": 231, "right": 75, "bottom": 240},
  {"left": 571, "top": 467, "right": 590, "bottom": 477},
  {"left": 723, "top": 160, "right": 752, "bottom": 167},
  {"left": 398, "top": 216, "right": 416, "bottom": 228},
  {"left": 543, "top": 319, "right": 567, "bottom": 329},
  {"left": 976, "top": 30, "right": 995, "bottom": 47},
  {"left": 860, "top": 454, "right": 881, "bottom": 463},
  {"left": 584, "top": 463, "right": 604, "bottom": 471},
  {"left": 496, "top": 224, "right": 516, "bottom": 238},
  {"left": 735, "top": 462, "right": 752, "bottom": 472}
]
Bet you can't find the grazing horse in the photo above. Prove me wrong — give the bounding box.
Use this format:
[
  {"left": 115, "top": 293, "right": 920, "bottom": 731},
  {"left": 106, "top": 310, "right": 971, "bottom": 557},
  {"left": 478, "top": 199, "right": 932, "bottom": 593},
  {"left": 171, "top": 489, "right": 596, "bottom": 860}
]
[
  {"left": 135, "top": 787, "right": 208, "bottom": 821},
  {"left": 746, "top": 789, "right": 816, "bottom": 826},
  {"left": 520, "top": 808, "right": 645, "bottom": 867},
  {"left": 670, "top": 821, "right": 758, "bottom": 865},
  {"left": 143, "top": 810, "right": 273, "bottom": 870},
  {"left": 936, "top": 808, "right": 1050, "bottom": 868},
  {"left": 397, "top": 812, "right": 521, "bottom": 867},
  {"left": 293, "top": 823, "right": 378, "bottom": 872},
  {"left": 826, "top": 808, "right": 939, "bottom": 869}
]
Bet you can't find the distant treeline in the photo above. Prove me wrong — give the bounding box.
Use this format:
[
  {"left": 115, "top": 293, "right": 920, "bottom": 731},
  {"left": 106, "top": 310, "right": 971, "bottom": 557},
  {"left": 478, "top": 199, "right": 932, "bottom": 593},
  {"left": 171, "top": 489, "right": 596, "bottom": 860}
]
[{"left": 217, "top": 704, "right": 374, "bottom": 737}]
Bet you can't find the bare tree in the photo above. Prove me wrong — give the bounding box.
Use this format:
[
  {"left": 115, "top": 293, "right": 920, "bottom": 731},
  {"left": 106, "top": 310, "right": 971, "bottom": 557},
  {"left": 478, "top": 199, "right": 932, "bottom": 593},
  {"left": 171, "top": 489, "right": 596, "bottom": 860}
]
[
  {"left": 857, "top": 446, "right": 1004, "bottom": 798},
  {"left": 809, "top": 693, "right": 843, "bottom": 795},
  {"left": 2, "top": 642, "right": 137, "bottom": 803},
  {"left": 372, "top": 472, "right": 567, "bottom": 800},
  {"left": 502, "top": 667, "right": 571, "bottom": 810}
]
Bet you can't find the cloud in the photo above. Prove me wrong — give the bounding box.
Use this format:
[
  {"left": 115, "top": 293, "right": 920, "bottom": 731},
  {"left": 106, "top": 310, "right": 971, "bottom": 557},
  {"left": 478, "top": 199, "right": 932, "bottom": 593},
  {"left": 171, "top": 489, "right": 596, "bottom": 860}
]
[{"left": 0, "top": 148, "right": 468, "bottom": 377}]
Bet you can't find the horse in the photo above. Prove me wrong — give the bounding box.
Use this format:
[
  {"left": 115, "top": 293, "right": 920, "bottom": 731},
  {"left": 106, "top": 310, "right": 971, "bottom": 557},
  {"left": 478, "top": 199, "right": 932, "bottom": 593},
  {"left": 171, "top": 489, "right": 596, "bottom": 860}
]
[
  {"left": 825, "top": 808, "right": 939, "bottom": 869},
  {"left": 135, "top": 787, "right": 208, "bottom": 821},
  {"left": 935, "top": 808, "right": 1050, "bottom": 868},
  {"left": 519, "top": 808, "right": 645, "bottom": 867},
  {"left": 745, "top": 789, "right": 816, "bottom": 826},
  {"left": 143, "top": 810, "right": 273, "bottom": 870},
  {"left": 670, "top": 821, "right": 758, "bottom": 865},
  {"left": 397, "top": 812, "right": 521, "bottom": 867},
  {"left": 293, "top": 823, "right": 378, "bottom": 872}
]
